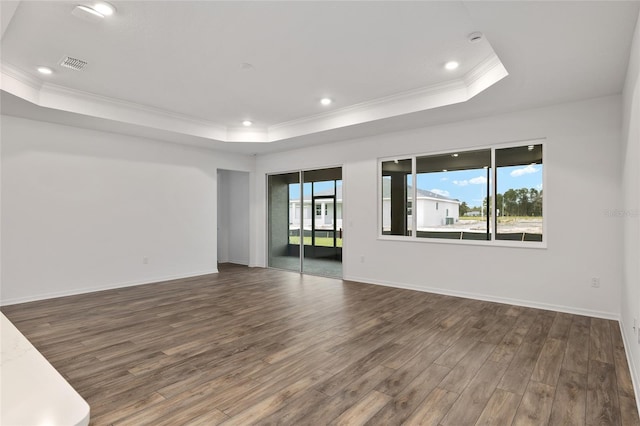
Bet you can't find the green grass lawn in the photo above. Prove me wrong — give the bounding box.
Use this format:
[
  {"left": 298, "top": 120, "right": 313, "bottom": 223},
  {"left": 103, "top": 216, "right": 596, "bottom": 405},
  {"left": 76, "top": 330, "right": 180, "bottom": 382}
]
[{"left": 289, "top": 236, "right": 343, "bottom": 248}]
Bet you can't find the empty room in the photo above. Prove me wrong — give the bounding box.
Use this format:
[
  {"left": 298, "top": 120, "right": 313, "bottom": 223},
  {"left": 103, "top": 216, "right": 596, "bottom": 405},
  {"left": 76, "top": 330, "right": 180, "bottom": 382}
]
[{"left": 1, "top": 1, "right": 639, "bottom": 425}]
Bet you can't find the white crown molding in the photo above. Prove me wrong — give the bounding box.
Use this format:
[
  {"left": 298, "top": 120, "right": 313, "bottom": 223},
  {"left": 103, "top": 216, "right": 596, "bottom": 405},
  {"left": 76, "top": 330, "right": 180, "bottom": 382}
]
[
  {"left": 267, "top": 78, "right": 468, "bottom": 142},
  {"left": 1, "top": 63, "right": 43, "bottom": 104},
  {"left": 1, "top": 53, "right": 508, "bottom": 144},
  {"left": 464, "top": 53, "right": 509, "bottom": 99}
]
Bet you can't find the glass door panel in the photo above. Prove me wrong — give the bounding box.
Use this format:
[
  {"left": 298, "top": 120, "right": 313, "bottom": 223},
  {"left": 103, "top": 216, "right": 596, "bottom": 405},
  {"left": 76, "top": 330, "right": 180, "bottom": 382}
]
[
  {"left": 302, "top": 169, "right": 342, "bottom": 277},
  {"left": 268, "top": 172, "right": 301, "bottom": 272}
]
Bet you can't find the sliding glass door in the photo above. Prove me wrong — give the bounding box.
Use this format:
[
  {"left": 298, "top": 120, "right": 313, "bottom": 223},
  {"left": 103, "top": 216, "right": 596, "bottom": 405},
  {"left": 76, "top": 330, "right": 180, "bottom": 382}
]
[{"left": 268, "top": 167, "right": 342, "bottom": 278}]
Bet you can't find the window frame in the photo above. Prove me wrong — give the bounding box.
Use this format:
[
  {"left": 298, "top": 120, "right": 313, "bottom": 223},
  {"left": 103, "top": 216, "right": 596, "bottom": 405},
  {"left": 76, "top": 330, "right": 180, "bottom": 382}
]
[{"left": 378, "top": 139, "right": 547, "bottom": 249}]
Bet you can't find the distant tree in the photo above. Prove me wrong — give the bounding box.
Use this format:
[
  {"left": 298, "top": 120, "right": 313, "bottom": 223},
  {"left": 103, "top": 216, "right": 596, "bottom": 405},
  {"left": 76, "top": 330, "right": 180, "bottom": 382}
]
[
  {"left": 516, "top": 188, "right": 530, "bottom": 216},
  {"left": 502, "top": 189, "right": 516, "bottom": 216},
  {"left": 459, "top": 201, "right": 470, "bottom": 216},
  {"left": 495, "top": 193, "right": 504, "bottom": 216},
  {"left": 530, "top": 188, "right": 543, "bottom": 216},
  {"left": 478, "top": 188, "right": 542, "bottom": 218}
]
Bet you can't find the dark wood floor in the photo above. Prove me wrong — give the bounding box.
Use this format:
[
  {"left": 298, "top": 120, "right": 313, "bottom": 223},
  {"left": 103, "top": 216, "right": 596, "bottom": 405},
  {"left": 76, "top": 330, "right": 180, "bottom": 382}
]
[{"left": 2, "top": 264, "right": 639, "bottom": 425}]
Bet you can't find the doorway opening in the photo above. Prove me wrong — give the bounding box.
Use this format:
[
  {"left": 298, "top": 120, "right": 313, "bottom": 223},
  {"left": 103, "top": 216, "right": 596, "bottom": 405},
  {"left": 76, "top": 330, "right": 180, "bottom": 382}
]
[{"left": 217, "top": 169, "right": 250, "bottom": 266}]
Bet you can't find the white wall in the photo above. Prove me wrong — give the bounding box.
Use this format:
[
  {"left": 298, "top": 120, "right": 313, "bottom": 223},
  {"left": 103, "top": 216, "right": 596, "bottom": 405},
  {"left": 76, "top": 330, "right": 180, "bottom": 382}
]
[
  {"left": 255, "top": 95, "right": 623, "bottom": 319},
  {"left": 0, "top": 116, "right": 253, "bottom": 304},
  {"left": 217, "top": 169, "right": 250, "bottom": 265},
  {"left": 621, "top": 9, "right": 640, "bottom": 409}
]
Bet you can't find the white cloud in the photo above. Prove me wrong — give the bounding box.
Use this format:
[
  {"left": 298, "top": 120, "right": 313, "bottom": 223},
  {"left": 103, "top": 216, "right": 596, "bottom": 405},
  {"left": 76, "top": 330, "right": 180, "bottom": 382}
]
[
  {"left": 469, "top": 176, "right": 487, "bottom": 185},
  {"left": 431, "top": 189, "right": 450, "bottom": 197},
  {"left": 454, "top": 176, "right": 486, "bottom": 186},
  {"left": 536, "top": 183, "right": 543, "bottom": 190},
  {"left": 440, "top": 177, "right": 448, "bottom": 181},
  {"left": 510, "top": 165, "right": 539, "bottom": 177}
]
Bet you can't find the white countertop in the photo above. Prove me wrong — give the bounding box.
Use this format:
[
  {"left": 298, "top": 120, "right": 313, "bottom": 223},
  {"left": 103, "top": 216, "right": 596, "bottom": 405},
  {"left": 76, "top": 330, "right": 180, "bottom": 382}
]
[{"left": 1, "top": 312, "right": 90, "bottom": 426}]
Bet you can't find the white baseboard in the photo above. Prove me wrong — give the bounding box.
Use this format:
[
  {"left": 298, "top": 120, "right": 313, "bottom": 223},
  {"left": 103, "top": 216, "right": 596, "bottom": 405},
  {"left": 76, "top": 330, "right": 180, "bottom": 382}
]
[
  {"left": 619, "top": 318, "right": 640, "bottom": 418},
  {"left": 343, "top": 274, "right": 620, "bottom": 321},
  {"left": 0, "top": 269, "right": 219, "bottom": 306}
]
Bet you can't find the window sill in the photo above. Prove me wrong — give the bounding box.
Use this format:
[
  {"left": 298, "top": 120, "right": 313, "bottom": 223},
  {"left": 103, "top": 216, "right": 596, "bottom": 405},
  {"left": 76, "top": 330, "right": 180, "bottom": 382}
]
[{"left": 377, "top": 234, "right": 547, "bottom": 249}]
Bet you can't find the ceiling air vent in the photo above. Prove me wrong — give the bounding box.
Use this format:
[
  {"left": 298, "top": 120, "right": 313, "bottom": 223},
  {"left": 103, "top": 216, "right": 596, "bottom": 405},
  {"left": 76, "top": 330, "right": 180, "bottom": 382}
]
[{"left": 59, "top": 56, "right": 88, "bottom": 71}]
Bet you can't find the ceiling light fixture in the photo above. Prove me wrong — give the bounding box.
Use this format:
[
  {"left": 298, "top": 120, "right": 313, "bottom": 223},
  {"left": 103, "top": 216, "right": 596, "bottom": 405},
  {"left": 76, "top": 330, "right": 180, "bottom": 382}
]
[
  {"left": 451, "top": 153, "right": 459, "bottom": 157},
  {"left": 242, "top": 120, "right": 253, "bottom": 127},
  {"left": 320, "top": 98, "right": 332, "bottom": 106},
  {"left": 445, "top": 61, "right": 459, "bottom": 71},
  {"left": 528, "top": 145, "right": 535, "bottom": 151},
  {"left": 37, "top": 66, "right": 53, "bottom": 75},
  {"left": 93, "top": 2, "right": 116, "bottom": 16},
  {"left": 442, "top": 169, "right": 448, "bottom": 172},
  {"left": 76, "top": 5, "right": 105, "bottom": 18}
]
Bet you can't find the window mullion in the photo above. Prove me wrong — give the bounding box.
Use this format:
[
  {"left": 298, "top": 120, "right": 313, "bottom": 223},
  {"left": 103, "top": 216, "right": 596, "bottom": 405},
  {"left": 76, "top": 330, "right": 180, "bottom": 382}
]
[
  {"left": 490, "top": 148, "right": 496, "bottom": 242},
  {"left": 412, "top": 156, "right": 417, "bottom": 239}
]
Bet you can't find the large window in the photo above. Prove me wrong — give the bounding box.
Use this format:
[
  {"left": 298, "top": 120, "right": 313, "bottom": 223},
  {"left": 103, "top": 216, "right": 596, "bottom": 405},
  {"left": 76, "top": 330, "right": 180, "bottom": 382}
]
[
  {"left": 495, "top": 144, "right": 543, "bottom": 241},
  {"left": 380, "top": 142, "right": 544, "bottom": 245},
  {"left": 415, "top": 149, "right": 491, "bottom": 240}
]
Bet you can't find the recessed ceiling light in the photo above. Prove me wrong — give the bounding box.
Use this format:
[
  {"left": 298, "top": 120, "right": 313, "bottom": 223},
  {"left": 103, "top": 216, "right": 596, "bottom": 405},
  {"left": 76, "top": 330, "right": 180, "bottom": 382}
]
[
  {"left": 528, "top": 145, "right": 535, "bottom": 151},
  {"left": 242, "top": 120, "right": 253, "bottom": 127},
  {"left": 37, "top": 66, "right": 53, "bottom": 75},
  {"left": 451, "top": 153, "right": 459, "bottom": 157},
  {"left": 75, "top": 5, "right": 105, "bottom": 18},
  {"left": 445, "top": 61, "right": 459, "bottom": 71},
  {"left": 442, "top": 169, "right": 448, "bottom": 172},
  {"left": 93, "top": 2, "right": 115, "bottom": 16},
  {"left": 320, "top": 98, "right": 332, "bottom": 106}
]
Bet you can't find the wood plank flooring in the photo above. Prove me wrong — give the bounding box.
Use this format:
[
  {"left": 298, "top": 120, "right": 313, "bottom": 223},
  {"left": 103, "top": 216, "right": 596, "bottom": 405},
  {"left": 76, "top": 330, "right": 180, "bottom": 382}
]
[{"left": 2, "top": 264, "right": 638, "bottom": 425}]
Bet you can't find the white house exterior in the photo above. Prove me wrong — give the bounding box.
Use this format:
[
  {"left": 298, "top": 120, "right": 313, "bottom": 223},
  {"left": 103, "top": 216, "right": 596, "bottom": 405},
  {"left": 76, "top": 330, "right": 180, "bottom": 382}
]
[
  {"left": 382, "top": 187, "right": 460, "bottom": 231},
  {"left": 289, "top": 186, "right": 343, "bottom": 231},
  {"left": 413, "top": 191, "right": 460, "bottom": 228}
]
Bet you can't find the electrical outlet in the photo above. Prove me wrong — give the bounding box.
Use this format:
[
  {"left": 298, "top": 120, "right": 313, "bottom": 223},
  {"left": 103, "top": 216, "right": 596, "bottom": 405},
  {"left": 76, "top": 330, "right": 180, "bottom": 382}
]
[{"left": 591, "top": 277, "right": 600, "bottom": 288}]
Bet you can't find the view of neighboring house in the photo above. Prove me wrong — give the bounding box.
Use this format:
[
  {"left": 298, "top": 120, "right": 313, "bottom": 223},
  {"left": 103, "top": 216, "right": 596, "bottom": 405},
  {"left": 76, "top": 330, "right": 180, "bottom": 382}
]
[
  {"left": 289, "top": 186, "right": 343, "bottom": 231},
  {"left": 410, "top": 188, "right": 460, "bottom": 229},
  {"left": 381, "top": 180, "right": 461, "bottom": 231},
  {"left": 289, "top": 183, "right": 460, "bottom": 232}
]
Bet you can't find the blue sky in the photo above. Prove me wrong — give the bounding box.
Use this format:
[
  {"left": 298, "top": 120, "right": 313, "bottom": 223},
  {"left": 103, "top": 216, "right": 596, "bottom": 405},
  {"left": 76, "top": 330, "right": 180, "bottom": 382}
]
[
  {"left": 418, "top": 165, "right": 543, "bottom": 207},
  {"left": 288, "top": 165, "right": 542, "bottom": 207}
]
